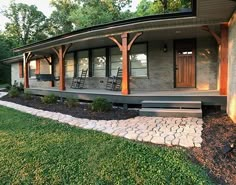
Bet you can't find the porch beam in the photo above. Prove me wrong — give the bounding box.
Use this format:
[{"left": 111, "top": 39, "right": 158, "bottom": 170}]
[
  {"left": 201, "top": 25, "right": 221, "bottom": 45},
  {"left": 23, "top": 52, "right": 34, "bottom": 88},
  {"left": 108, "top": 32, "right": 142, "bottom": 95},
  {"left": 220, "top": 23, "right": 228, "bottom": 95}
]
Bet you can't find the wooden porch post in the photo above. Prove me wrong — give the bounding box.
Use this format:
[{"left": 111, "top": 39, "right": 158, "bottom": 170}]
[
  {"left": 52, "top": 44, "right": 72, "bottom": 91},
  {"left": 23, "top": 52, "right": 34, "bottom": 88},
  {"left": 59, "top": 46, "right": 65, "bottom": 91},
  {"left": 202, "top": 25, "right": 228, "bottom": 95},
  {"left": 220, "top": 23, "right": 228, "bottom": 95},
  {"left": 121, "top": 33, "right": 129, "bottom": 94},
  {"left": 109, "top": 32, "right": 142, "bottom": 95}
]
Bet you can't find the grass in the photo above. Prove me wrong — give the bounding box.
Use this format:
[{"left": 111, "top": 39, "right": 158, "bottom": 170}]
[{"left": 0, "top": 106, "right": 214, "bottom": 184}]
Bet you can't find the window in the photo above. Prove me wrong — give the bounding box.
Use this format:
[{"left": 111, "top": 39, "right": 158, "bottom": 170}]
[
  {"left": 92, "top": 48, "right": 106, "bottom": 77},
  {"left": 77, "top": 51, "right": 89, "bottom": 76},
  {"left": 65, "top": 53, "right": 74, "bottom": 78},
  {"left": 110, "top": 44, "right": 148, "bottom": 77},
  {"left": 110, "top": 47, "right": 122, "bottom": 76},
  {"left": 129, "top": 44, "right": 147, "bottom": 77},
  {"left": 29, "top": 60, "right": 36, "bottom": 78}
]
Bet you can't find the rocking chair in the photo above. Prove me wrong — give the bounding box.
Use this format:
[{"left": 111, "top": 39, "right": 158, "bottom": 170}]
[
  {"left": 71, "top": 69, "right": 88, "bottom": 89},
  {"left": 106, "top": 67, "right": 122, "bottom": 91}
]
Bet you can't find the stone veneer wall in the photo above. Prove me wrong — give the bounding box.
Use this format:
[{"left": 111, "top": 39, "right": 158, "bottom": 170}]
[
  {"left": 13, "top": 37, "right": 218, "bottom": 91},
  {"left": 11, "top": 63, "right": 24, "bottom": 85},
  {"left": 196, "top": 37, "right": 219, "bottom": 90},
  {"left": 228, "top": 11, "right": 236, "bottom": 123}
]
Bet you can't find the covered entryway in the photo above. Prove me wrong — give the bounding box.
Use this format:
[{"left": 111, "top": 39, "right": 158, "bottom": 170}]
[{"left": 175, "top": 39, "right": 196, "bottom": 88}]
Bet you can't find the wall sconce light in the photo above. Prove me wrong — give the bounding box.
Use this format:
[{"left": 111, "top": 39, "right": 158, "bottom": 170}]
[{"left": 163, "top": 44, "right": 168, "bottom": 53}]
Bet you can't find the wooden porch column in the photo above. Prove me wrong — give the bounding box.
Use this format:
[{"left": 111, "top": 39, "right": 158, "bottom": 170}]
[
  {"left": 202, "top": 25, "right": 228, "bottom": 95},
  {"left": 23, "top": 52, "right": 34, "bottom": 88},
  {"left": 220, "top": 23, "right": 228, "bottom": 95},
  {"left": 52, "top": 44, "right": 72, "bottom": 91},
  {"left": 109, "top": 32, "right": 142, "bottom": 95},
  {"left": 121, "top": 33, "right": 129, "bottom": 94}
]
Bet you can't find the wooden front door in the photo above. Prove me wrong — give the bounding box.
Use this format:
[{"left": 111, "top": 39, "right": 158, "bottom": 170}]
[{"left": 175, "top": 39, "right": 196, "bottom": 88}]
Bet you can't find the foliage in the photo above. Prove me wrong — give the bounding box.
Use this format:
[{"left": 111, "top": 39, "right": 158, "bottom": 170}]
[
  {"left": 4, "top": 2, "right": 48, "bottom": 46},
  {"left": 8, "top": 86, "right": 20, "bottom": 98},
  {"left": 12, "top": 80, "right": 24, "bottom": 92},
  {"left": 90, "top": 97, "right": 112, "bottom": 112},
  {"left": 136, "top": 0, "right": 192, "bottom": 16},
  {"left": 48, "top": 0, "right": 76, "bottom": 36},
  {"left": 64, "top": 97, "right": 79, "bottom": 108},
  {"left": 67, "top": 0, "right": 133, "bottom": 29},
  {"left": 41, "top": 94, "right": 57, "bottom": 104},
  {"left": 0, "top": 106, "right": 214, "bottom": 184},
  {"left": 22, "top": 92, "right": 32, "bottom": 100}
]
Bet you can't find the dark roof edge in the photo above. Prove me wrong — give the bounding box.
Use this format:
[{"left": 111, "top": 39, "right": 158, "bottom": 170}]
[
  {"left": 0, "top": 55, "right": 23, "bottom": 64},
  {"left": 14, "top": 8, "right": 196, "bottom": 52}
]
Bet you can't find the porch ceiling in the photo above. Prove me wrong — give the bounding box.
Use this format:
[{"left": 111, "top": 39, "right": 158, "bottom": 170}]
[
  {"left": 33, "top": 25, "right": 220, "bottom": 56},
  {"left": 14, "top": 0, "right": 235, "bottom": 56}
]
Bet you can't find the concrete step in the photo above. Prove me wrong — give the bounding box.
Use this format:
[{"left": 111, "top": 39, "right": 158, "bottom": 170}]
[
  {"left": 139, "top": 108, "right": 202, "bottom": 118},
  {"left": 141, "top": 100, "right": 202, "bottom": 109}
]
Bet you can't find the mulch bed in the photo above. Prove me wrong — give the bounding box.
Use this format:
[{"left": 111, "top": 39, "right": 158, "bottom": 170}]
[
  {"left": 1, "top": 93, "right": 236, "bottom": 184},
  {"left": 190, "top": 111, "right": 236, "bottom": 185},
  {"left": 1, "top": 94, "right": 138, "bottom": 120}
]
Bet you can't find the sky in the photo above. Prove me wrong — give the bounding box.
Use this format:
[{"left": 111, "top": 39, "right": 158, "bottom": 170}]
[{"left": 0, "top": 0, "right": 140, "bottom": 30}]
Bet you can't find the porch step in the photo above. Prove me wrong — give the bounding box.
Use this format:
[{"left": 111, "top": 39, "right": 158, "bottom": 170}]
[
  {"left": 139, "top": 108, "right": 202, "bottom": 118},
  {"left": 140, "top": 100, "right": 202, "bottom": 118},
  {"left": 141, "top": 100, "right": 202, "bottom": 109}
]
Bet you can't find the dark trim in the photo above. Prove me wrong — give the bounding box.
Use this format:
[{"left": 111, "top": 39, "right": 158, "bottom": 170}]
[
  {"left": 14, "top": 8, "right": 196, "bottom": 52},
  {"left": 173, "top": 40, "right": 176, "bottom": 88},
  {"left": 106, "top": 47, "right": 110, "bottom": 77},
  {"left": 173, "top": 38, "right": 196, "bottom": 88},
  {"left": 146, "top": 42, "right": 149, "bottom": 79},
  {"left": 74, "top": 51, "right": 78, "bottom": 77},
  {"left": 88, "top": 49, "right": 93, "bottom": 77}
]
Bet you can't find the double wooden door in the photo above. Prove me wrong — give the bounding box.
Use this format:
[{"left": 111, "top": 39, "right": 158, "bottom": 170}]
[{"left": 175, "top": 39, "right": 196, "bottom": 88}]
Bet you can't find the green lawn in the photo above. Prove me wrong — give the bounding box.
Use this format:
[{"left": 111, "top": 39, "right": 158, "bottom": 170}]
[{"left": 0, "top": 106, "right": 213, "bottom": 184}]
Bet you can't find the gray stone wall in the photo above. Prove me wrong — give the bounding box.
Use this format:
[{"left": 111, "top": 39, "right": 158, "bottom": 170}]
[
  {"left": 13, "top": 37, "right": 219, "bottom": 91},
  {"left": 196, "top": 37, "right": 219, "bottom": 90},
  {"left": 11, "top": 63, "right": 24, "bottom": 85},
  {"left": 228, "top": 12, "right": 236, "bottom": 123}
]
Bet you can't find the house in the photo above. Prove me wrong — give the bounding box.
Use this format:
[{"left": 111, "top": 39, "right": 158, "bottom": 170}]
[{"left": 1, "top": 0, "right": 236, "bottom": 122}]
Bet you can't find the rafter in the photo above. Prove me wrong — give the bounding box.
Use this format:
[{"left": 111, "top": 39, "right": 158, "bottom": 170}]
[
  {"left": 108, "top": 36, "right": 123, "bottom": 51},
  {"left": 128, "top": 32, "right": 143, "bottom": 51},
  {"left": 202, "top": 25, "right": 221, "bottom": 45}
]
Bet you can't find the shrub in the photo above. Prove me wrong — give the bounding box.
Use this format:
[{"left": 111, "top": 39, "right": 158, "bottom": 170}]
[
  {"left": 18, "top": 82, "right": 24, "bottom": 92},
  {"left": 41, "top": 94, "right": 57, "bottom": 104},
  {"left": 65, "top": 97, "right": 79, "bottom": 108},
  {"left": 23, "top": 92, "right": 32, "bottom": 100},
  {"left": 90, "top": 97, "right": 112, "bottom": 112},
  {"left": 8, "top": 86, "right": 20, "bottom": 98}
]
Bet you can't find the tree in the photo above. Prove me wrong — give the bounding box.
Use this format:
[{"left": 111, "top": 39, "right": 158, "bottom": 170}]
[
  {"left": 136, "top": 0, "right": 192, "bottom": 16},
  {"left": 0, "top": 33, "right": 12, "bottom": 84},
  {"left": 4, "top": 2, "right": 48, "bottom": 46},
  {"left": 48, "top": 0, "right": 77, "bottom": 36},
  {"left": 69, "top": 0, "right": 133, "bottom": 29}
]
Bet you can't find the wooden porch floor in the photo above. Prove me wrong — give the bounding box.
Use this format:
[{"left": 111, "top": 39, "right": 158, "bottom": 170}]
[{"left": 26, "top": 88, "right": 226, "bottom": 108}]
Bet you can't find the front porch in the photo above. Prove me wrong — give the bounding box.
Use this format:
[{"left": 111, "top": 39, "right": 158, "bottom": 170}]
[{"left": 25, "top": 88, "right": 227, "bottom": 108}]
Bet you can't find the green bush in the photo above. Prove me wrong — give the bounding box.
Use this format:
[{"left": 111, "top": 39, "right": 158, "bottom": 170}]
[
  {"left": 41, "top": 94, "right": 57, "bottom": 104},
  {"left": 64, "top": 97, "right": 79, "bottom": 108},
  {"left": 8, "top": 86, "right": 20, "bottom": 98},
  {"left": 90, "top": 97, "right": 112, "bottom": 112},
  {"left": 23, "top": 92, "right": 32, "bottom": 100}
]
